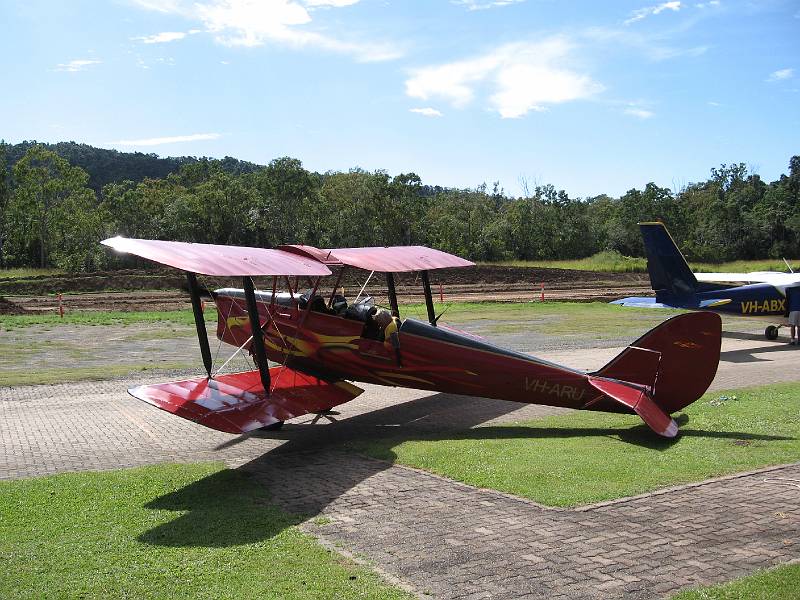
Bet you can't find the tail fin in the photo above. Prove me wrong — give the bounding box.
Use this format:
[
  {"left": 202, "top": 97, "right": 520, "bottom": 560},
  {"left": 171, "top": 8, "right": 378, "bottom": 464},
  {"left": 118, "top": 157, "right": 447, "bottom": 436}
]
[
  {"left": 588, "top": 312, "right": 721, "bottom": 437},
  {"left": 640, "top": 222, "right": 698, "bottom": 298}
]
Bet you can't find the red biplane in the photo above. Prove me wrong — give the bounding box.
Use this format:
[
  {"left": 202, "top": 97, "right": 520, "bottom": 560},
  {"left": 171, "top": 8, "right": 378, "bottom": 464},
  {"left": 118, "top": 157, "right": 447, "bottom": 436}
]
[{"left": 102, "top": 237, "right": 722, "bottom": 439}]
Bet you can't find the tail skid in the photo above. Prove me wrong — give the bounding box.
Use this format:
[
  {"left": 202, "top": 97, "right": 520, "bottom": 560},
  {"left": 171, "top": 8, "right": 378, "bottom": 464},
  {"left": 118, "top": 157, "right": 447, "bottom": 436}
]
[{"left": 589, "top": 312, "right": 722, "bottom": 437}]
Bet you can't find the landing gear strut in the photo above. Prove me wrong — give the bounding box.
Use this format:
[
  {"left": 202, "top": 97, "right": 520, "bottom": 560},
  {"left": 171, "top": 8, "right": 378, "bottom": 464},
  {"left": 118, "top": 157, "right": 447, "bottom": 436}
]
[{"left": 765, "top": 325, "right": 780, "bottom": 340}]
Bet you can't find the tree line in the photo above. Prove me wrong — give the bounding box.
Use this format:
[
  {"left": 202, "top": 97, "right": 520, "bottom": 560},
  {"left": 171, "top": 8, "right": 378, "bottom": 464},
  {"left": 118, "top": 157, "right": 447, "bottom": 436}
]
[{"left": 0, "top": 141, "right": 798, "bottom": 271}]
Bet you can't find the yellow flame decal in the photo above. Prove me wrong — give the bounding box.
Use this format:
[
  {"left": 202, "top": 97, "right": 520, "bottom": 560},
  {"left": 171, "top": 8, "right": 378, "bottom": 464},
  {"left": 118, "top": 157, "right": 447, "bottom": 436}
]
[
  {"left": 673, "top": 341, "right": 702, "bottom": 349},
  {"left": 226, "top": 316, "right": 249, "bottom": 328}
]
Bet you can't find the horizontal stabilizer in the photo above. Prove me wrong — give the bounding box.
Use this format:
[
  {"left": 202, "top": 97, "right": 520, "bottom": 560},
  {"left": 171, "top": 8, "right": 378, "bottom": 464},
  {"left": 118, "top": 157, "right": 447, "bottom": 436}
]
[
  {"left": 588, "top": 376, "right": 677, "bottom": 438},
  {"left": 611, "top": 297, "right": 730, "bottom": 310},
  {"left": 129, "top": 368, "right": 363, "bottom": 434},
  {"left": 611, "top": 297, "right": 673, "bottom": 308}
]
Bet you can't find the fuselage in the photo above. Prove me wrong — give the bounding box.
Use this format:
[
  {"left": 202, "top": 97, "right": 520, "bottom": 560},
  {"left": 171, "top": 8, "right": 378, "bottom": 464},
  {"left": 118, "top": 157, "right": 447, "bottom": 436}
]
[
  {"left": 674, "top": 282, "right": 788, "bottom": 319},
  {"left": 213, "top": 289, "right": 613, "bottom": 413}
]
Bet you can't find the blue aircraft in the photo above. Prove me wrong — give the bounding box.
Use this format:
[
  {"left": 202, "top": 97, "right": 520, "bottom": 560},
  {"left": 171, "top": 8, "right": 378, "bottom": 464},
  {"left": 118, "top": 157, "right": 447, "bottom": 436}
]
[{"left": 613, "top": 222, "right": 800, "bottom": 340}]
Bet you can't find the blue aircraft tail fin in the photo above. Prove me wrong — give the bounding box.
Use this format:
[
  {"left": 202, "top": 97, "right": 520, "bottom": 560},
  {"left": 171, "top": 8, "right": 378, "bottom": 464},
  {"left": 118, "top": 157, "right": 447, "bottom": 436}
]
[{"left": 639, "top": 222, "right": 698, "bottom": 298}]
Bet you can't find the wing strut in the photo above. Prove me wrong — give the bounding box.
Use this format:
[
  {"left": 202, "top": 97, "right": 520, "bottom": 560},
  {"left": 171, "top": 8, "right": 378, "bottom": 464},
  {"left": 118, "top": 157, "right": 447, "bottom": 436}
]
[
  {"left": 386, "top": 272, "right": 400, "bottom": 318},
  {"left": 186, "top": 272, "right": 213, "bottom": 378},
  {"left": 243, "top": 276, "right": 271, "bottom": 393},
  {"left": 420, "top": 270, "right": 437, "bottom": 326}
]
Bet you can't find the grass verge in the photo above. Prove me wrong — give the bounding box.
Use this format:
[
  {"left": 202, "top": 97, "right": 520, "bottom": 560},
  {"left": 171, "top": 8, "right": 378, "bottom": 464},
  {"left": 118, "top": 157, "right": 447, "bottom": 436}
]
[
  {"left": 0, "top": 463, "right": 409, "bottom": 600},
  {"left": 0, "top": 363, "right": 195, "bottom": 387},
  {"left": 484, "top": 251, "right": 800, "bottom": 274},
  {"left": 402, "top": 301, "right": 683, "bottom": 338},
  {"left": 0, "top": 267, "right": 65, "bottom": 280},
  {"left": 0, "top": 302, "right": 676, "bottom": 337},
  {"left": 350, "top": 383, "right": 800, "bottom": 507},
  {"left": 673, "top": 563, "right": 800, "bottom": 599},
  {"left": 0, "top": 308, "right": 217, "bottom": 330},
  {"left": 486, "top": 250, "right": 647, "bottom": 272}
]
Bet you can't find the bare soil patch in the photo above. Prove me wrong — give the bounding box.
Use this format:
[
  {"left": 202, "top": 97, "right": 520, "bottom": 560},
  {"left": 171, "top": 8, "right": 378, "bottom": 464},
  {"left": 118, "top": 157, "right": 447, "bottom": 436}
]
[{"left": 0, "top": 266, "right": 651, "bottom": 313}]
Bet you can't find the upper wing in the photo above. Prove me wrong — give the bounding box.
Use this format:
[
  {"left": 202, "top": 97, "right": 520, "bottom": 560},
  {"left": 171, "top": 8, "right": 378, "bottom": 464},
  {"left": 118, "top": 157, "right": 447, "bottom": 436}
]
[
  {"left": 102, "top": 237, "right": 331, "bottom": 277},
  {"left": 279, "top": 244, "right": 474, "bottom": 272},
  {"left": 129, "top": 367, "right": 364, "bottom": 434}
]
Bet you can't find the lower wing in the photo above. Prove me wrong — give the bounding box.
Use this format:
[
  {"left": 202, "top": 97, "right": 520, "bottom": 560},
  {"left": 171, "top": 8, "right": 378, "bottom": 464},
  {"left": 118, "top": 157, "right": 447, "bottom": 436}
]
[{"left": 129, "top": 367, "right": 363, "bottom": 434}]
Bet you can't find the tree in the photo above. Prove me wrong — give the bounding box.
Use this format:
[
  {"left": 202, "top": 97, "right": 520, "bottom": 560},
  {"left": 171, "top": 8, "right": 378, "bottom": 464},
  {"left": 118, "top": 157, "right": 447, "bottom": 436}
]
[
  {"left": 9, "top": 145, "right": 100, "bottom": 269},
  {"left": 0, "top": 142, "right": 9, "bottom": 268},
  {"left": 251, "top": 157, "right": 320, "bottom": 246}
]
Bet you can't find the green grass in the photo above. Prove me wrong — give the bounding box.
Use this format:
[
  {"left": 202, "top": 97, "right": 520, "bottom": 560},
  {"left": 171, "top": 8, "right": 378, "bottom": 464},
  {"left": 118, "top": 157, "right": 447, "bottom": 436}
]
[
  {"left": 404, "top": 301, "right": 683, "bottom": 338},
  {"left": 673, "top": 563, "right": 800, "bottom": 599},
  {"left": 0, "top": 267, "right": 65, "bottom": 280},
  {"left": 487, "top": 250, "right": 648, "bottom": 272},
  {"left": 484, "top": 251, "right": 800, "bottom": 274},
  {"left": 0, "top": 463, "right": 409, "bottom": 600},
  {"left": 0, "top": 302, "right": 675, "bottom": 339},
  {"left": 350, "top": 383, "right": 800, "bottom": 507},
  {"left": 0, "top": 308, "right": 217, "bottom": 330},
  {"left": 0, "top": 363, "right": 195, "bottom": 387}
]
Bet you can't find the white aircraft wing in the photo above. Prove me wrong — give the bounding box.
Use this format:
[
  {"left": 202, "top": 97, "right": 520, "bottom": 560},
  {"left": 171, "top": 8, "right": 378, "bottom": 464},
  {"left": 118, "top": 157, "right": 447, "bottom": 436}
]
[{"left": 695, "top": 271, "right": 800, "bottom": 289}]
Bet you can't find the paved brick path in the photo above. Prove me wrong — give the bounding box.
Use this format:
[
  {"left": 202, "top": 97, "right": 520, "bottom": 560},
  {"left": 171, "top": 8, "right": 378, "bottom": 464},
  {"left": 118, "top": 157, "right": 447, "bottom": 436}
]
[{"left": 2, "top": 374, "right": 799, "bottom": 598}]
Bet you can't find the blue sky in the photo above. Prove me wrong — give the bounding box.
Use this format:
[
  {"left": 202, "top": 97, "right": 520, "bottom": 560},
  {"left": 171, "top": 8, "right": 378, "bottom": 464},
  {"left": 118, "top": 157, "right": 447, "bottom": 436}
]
[{"left": 0, "top": 0, "right": 797, "bottom": 197}]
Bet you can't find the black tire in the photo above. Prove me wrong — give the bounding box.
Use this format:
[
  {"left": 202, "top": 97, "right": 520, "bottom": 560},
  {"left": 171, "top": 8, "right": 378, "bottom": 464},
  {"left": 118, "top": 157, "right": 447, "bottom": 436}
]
[
  {"left": 259, "top": 421, "right": 284, "bottom": 431},
  {"left": 765, "top": 325, "right": 779, "bottom": 340}
]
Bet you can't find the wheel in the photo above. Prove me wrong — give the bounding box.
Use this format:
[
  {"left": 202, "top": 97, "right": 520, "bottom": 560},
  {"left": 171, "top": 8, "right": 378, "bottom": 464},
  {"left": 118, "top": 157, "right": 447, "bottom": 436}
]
[
  {"left": 765, "top": 325, "right": 779, "bottom": 340},
  {"left": 259, "top": 421, "right": 284, "bottom": 431}
]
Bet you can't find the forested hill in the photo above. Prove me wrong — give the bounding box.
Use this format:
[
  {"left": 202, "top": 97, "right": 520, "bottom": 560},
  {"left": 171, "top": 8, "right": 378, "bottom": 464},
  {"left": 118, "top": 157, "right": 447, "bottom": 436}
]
[
  {"left": 3, "top": 141, "right": 262, "bottom": 191},
  {"left": 0, "top": 139, "right": 798, "bottom": 272}
]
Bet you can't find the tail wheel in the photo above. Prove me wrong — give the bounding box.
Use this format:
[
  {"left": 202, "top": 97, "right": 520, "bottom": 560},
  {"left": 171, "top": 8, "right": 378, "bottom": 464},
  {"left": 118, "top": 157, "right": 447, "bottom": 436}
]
[{"left": 765, "top": 325, "right": 779, "bottom": 340}]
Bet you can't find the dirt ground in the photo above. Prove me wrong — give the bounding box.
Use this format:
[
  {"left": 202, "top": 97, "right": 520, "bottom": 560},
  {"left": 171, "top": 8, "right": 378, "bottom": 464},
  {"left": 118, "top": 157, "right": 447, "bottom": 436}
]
[{"left": 0, "top": 265, "right": 651, "bottom": 313}]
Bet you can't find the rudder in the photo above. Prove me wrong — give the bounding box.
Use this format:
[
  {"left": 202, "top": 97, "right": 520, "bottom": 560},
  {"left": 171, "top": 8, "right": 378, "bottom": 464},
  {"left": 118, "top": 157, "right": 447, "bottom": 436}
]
[
  {"left": 592, "top": 311, "right": 721, "bottom": 415},
  {"left": 640, "top": 222, "right": 698, "bottom": 298}
]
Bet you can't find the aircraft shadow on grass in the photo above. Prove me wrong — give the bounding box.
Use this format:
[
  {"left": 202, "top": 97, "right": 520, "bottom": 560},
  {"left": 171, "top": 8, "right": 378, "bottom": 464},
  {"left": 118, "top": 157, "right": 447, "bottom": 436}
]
[{"left": 138, "top": 392, "right": 792, "bottom": 548}]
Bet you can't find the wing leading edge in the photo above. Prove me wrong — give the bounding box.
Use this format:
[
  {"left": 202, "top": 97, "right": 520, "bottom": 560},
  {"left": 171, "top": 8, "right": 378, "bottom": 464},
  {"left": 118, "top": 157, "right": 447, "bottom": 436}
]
[{"left": 101, "top": 237, "right": 331, "bottom": 277}]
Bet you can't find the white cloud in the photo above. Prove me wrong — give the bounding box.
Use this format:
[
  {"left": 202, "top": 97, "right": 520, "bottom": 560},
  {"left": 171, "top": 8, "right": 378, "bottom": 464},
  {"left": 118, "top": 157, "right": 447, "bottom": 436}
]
[
  {"left": 304, "top": 0, "right": 360, "bottom": 6},
  {"left": 132, "top": 31, "right": 188, "bottom": 43},
  {"left": 582, "top": 26, "right": 708, "bottom": 62},
  {"left": 767, "top": 68, "right": 794, "bottom": 82},
  {"left": 624, "top": 107, "right": 654, "bottom": 119},
  {"left": 647, "top": 44, "right": 708, "bottom": 60},
  {"left": 108, "top": 133, "right": 222, "bottom": 146},
  {"left": 410, "top": 107, "right": 443, "bottom": 117},
  {"left": 130, "top": 0, "right": 401, "bottom": 62},
  {"left": 129, "top": 0, "right": 185, "bottom": 13},
  {"left": 625, "top": 1, "right": 682, "bottom": 25},
  {"left": 55, "top": 59, "right": 101, "bottom": 72},
  {"left": 405, "top": 38, "right": 602, "bottom": 119},
  {"left": 451, "top": 0, "right": 526, "bottom": 10}
]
